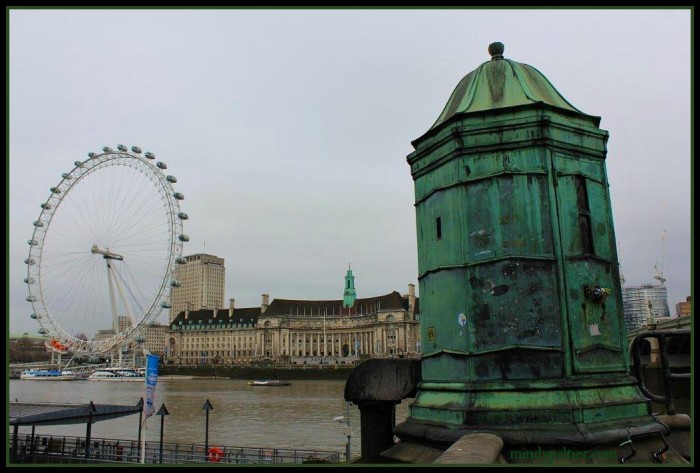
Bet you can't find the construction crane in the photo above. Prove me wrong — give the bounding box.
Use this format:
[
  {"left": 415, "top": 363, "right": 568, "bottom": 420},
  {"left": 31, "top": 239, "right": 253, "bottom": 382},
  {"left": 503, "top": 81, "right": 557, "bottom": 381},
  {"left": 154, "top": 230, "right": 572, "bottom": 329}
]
[
  {"left": 617, "top": 241, "right": 626, "bottom": 286},
  {"left": 653, "top": 230, "right": 667, "bottom": 286}
]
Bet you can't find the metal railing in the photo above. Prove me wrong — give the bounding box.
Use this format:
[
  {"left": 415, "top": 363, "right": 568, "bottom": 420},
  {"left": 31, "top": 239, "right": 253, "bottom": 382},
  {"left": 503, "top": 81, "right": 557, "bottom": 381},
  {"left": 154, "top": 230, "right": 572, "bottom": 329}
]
[
  {"left": 630, "top": 329, "right": 691, "bottom": 415},
  {"left": 9, "top": 434, "right": 341, "bottom": 465}
]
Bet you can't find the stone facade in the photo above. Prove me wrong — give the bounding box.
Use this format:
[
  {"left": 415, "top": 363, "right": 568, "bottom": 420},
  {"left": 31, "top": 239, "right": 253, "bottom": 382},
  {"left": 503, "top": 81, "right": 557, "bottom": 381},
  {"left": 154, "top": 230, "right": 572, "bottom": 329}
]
[
  {"left": 675, "top": 296, "right": 691, "bottom": 317},
  {"left": 167, "top": 285, "right": 420, "bottom": 366},
  {"left": 143, "top": 323, "right": 169, "bottom": 356}
]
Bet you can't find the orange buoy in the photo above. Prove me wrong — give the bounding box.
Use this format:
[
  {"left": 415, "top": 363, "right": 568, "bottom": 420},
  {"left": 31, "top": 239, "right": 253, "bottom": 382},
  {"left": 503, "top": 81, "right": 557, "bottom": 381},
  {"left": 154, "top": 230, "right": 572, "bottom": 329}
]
[{"left": 208, "top": 447, "right": 224, "bottom": 462}]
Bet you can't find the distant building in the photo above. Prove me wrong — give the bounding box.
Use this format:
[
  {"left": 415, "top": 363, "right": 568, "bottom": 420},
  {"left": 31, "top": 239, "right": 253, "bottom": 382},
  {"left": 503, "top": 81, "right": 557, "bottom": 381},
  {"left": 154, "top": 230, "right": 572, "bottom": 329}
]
[
  {"left": 9, "top": 333, "right": 51, "bottom": 363},
  {"left": 170, "top": 254, "right": 225, "bottom": 323},
  {"left": 167, "top": 270, "right": 420, "bottom": 366},
  {"left": 143, "top": 323, "right": 169, "bottom": 356},
  {"left": 622, "top": 284, "right": 671, "bottom": 332},
  {"left": 675, "top": 296, "right": 691, "bottom": 317},
  {"left": 94, "top": 328, "right": 116, "bottom": 342}
]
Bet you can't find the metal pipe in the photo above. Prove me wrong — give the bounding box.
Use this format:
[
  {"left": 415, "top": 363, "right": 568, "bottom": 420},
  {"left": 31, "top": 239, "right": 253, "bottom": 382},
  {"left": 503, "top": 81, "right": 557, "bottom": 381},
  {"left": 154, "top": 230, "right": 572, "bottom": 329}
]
[
  {"left": 85, "top": 411, "right": 93, "bottom": 458},
  {"left": 12, "top": 425, "right": 18, "bottom": 461},
  {"left": 137, "top": 398, "right": 143, "bottom": 459},
  {"left": 159, "top": 414, "right": 165, "bottom": 464},
  {"left": 204, "top": 410, "right": 209, "bottom": 461}
]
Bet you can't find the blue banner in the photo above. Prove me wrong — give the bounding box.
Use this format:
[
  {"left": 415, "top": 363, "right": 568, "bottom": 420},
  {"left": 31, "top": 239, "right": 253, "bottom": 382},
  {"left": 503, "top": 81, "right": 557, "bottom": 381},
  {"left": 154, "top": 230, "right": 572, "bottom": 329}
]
[{"left": 144, "top": 353, "right": 159, "bottom": 419}]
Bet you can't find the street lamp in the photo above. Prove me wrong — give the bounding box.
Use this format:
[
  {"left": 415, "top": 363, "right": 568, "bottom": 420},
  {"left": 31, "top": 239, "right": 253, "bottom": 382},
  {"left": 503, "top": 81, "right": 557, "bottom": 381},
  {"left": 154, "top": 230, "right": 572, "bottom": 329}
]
[
  {"left": 202, "top": 399, "right": 213, "bottom": 461},
  {"left": 156, "top": 404, "right": 169, "bottom": 464},
  {"left": 334, "top": 402, "right": 352, "bottom": 462},
  {"left": 136, "top": 398, "right": 144, "bottom": 458}
]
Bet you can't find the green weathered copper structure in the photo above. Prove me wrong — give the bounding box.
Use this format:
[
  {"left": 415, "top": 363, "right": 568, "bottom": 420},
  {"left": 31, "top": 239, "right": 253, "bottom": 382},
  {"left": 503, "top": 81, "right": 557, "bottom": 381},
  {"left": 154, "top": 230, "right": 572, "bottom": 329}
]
[
  {"left": 343, "top": 266, "right": 356, "bottom": 308},
  {"left": 398, "top": 43, "right": 665, "bottom": 447}
]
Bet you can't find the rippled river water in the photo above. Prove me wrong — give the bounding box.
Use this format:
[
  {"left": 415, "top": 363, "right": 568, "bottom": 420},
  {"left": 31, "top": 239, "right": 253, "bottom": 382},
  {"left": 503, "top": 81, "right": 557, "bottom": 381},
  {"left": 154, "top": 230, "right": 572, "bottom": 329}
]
[{"left": 10, "top": 378, "right": 410, "bottom": 453}]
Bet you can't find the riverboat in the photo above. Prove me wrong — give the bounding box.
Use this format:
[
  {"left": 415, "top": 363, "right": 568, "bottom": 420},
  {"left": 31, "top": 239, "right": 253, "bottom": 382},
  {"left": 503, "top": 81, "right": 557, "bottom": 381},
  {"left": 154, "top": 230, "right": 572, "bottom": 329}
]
[
  {"left": 88, "top": 367, "right": 145, "bottom": 382},
  {"left": 19, "top": 369, "right": 78, "bottom": 381}
]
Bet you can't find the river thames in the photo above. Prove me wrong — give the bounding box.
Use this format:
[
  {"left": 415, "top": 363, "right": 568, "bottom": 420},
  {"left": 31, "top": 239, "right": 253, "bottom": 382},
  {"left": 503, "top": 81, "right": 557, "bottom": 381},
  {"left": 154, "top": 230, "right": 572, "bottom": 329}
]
[{"left": 9, "top": 378, "right": 410, "bottom": 453}]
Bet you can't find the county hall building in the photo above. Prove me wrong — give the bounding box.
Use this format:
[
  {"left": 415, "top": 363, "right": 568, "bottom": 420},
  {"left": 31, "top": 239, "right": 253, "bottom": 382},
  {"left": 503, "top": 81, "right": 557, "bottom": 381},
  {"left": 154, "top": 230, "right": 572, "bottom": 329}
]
[{"left": 167, "top": 267, "right": 420, "bottom": 366}]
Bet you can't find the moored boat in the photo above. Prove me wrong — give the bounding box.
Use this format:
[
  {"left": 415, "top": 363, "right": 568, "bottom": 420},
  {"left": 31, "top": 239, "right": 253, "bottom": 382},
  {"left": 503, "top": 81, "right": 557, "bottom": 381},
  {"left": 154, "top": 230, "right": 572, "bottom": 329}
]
[
  {"left": 19, "top": 369, "right": 78, "bottom": 381},
  {"left": 88, "top": 367, "right": 145, "bottom": 382}
]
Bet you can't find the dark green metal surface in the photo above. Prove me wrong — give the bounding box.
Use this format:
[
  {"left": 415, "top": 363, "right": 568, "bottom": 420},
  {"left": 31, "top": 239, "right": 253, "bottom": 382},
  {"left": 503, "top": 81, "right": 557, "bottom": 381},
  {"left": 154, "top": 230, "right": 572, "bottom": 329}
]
[
  {"left": 401, "top": 43, "right": 662, "bottom": 445},
  {"left": 429, "top": 41, "right": 581, "bottom": 132}
]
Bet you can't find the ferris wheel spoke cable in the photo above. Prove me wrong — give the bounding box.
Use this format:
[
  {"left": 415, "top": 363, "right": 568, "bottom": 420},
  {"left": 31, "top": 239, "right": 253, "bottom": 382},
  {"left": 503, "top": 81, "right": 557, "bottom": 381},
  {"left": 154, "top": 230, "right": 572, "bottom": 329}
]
[
  {"left": 102, "top": 197, "right": 167, "bottom": 251},
  {"left": 58, "top": 186, "right": 98, "bottom": 241},
  {"left": 102, "top": 171, "right": 149, "bottom": 242},
  {"left": 43, "top": 257, "right": 104, "bottom": 333},
  {"left": 107, "top": 217, "right": 162, "bottom": 251}
]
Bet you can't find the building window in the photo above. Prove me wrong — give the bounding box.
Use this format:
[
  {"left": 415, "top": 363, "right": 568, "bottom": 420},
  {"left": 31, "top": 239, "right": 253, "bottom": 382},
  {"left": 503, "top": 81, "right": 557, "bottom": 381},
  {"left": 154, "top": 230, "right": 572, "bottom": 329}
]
[
  {"left": 575, "top": 176, "right": 594, "bottom": 254},
  {"left": 436, "top": 217, "right": 442, "bottom": 240}
]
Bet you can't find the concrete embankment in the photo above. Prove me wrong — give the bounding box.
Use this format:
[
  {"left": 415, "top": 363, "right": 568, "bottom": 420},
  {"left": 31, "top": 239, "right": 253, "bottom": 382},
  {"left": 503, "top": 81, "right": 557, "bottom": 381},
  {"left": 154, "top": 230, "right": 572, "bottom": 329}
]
[{"left": 160, "top": 365, "right": 353, "bottom": 380}]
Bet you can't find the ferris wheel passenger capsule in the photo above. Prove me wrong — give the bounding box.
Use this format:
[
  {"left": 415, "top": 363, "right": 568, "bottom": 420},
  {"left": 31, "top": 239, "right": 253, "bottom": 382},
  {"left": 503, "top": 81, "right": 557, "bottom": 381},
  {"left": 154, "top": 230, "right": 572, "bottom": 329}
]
[
  {"left": 174, "top": 192, "right": 184, "bottom": 200},
  {"left": 62, "top": 173, "right": 72, "bottom": 180},
  {"left": 166, "top": 175, "right": 177, "bottom": 183},
  {"left": 131, "top": 146, "right": 142, "bottom": 153},
  {"left": 117, "top": 144, "right": 128, "bottom": 152},
  {"left": 26, "top": 295, "right": 37, "bottom": 302},
  {"left": 88, "top": 152, "right": 96, "bottom": 158},
  {"left": 25, "top": 277, "right": 35, "bottom": 284},
  {"left": 27, "top": 239, "right": 38, "bottom": 246},
  {"left": 179, "top": 234, "right": 190, "bottom": 242},
  {"left": 156, "top": 161, "right": 167, "bottom": 169},
  {"left": 38, "top": 328, "right": 47, "bottom": 335},
  {"left": 178, "top": 212, "right": 189, "bottom": 220},
  {"left": 50, "top": 187, "right": 62, "bottom": 194},
  {"left": 145, "top": 152, "right": 155, "bottom": 159},
  {"left": 25, "top": 258, "right": 35, "bottom": 265},
  {"left": 161, "top": 301, "right": 172, "bottom": 309},
  {"left": 103, "top": 146, "right": 113, "bottom": 153},
  {"left": 170, "top": 279, "right": 181, "bottom": 288},
  {"left": 176, "top": 256, "right": 187, "bottom": 264},
  {"left": 30, "top": 313, "right": 39, "bottom": 319},
  {"left": 41, "top": 203, "right": 52, "bottom": 210},
  {"left": 74, "top": 161, "right": 84, "bottom": 167}
]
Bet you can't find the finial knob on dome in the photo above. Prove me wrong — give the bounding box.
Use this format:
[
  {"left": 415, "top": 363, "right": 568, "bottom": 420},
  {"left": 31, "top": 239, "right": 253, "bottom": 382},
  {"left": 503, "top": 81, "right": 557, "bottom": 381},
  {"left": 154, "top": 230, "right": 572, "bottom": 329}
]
[{"left": 488, "top": 42, "right": 504, "bottom": 60}]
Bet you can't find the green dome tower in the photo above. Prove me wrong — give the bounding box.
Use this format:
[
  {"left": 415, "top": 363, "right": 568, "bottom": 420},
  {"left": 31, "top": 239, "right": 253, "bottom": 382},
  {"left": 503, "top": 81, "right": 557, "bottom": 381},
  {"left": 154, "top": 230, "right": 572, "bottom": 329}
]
[{"left": 343, "top": 265, "right": 356, "bottom": 309}]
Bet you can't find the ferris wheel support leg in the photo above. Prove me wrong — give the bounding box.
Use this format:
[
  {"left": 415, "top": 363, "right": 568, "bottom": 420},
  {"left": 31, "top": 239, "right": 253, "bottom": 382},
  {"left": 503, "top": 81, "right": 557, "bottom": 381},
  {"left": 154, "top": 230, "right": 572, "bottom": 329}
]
[
  {"left": 106, "top": 261, "right": 120, "bottom": 335},
  {"left": 110, "top": 265, "right": 137, "bottom": 328}
]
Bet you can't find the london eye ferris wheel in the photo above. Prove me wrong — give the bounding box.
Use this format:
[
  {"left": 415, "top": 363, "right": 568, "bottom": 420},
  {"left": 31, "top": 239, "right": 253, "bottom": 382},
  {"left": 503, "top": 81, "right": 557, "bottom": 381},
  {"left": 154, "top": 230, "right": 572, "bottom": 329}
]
[{"left": 25, "top": 145, "right": 189, "bottom": 356}]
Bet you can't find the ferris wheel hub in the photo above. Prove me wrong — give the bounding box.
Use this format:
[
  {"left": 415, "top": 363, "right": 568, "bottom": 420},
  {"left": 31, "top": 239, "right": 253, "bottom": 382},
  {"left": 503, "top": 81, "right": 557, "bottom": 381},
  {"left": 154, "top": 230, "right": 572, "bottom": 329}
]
[{"left": 91, "top": 244, "right": 124, "bottom": 260}]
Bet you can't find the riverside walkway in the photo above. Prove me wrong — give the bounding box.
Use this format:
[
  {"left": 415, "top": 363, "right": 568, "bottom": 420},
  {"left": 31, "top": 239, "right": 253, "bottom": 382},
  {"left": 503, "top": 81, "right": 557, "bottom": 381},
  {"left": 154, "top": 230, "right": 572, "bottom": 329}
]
[{"left": 10, "top": 433, "right": 342, "bottom": 464}]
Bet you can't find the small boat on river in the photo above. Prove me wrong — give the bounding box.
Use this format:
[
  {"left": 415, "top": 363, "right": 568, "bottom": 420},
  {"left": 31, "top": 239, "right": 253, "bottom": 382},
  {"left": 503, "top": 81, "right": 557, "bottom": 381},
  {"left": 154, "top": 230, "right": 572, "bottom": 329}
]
[{"left": 248, "top": 379, "right": 291, "bottom": 386}]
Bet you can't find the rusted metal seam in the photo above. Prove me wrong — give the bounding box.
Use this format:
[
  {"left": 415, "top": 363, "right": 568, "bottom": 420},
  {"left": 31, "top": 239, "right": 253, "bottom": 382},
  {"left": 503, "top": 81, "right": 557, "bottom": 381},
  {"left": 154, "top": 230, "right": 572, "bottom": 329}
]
[
  {"left": 421, "top": 346, "right": 564, "bottom": 359},
  {"left": 417, "top": 255, "right": 557, "bottom": 280},
  {"left": 414, "top": 170, "right": 548, "bottom": 206}
]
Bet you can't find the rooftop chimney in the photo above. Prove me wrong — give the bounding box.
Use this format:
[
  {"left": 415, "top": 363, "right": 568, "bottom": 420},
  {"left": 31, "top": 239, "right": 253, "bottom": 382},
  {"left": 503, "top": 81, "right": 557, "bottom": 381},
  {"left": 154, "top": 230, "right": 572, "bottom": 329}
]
[{"left": 261, "top": 293, "right": 270, "bottom": 313}]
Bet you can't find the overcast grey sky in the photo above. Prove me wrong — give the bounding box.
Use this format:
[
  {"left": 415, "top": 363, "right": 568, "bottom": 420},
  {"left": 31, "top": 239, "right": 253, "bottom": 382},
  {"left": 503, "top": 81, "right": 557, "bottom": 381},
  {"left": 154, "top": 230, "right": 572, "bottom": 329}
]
[{"left": 9, "top": 8, "right": 691, "bottom": 336}]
